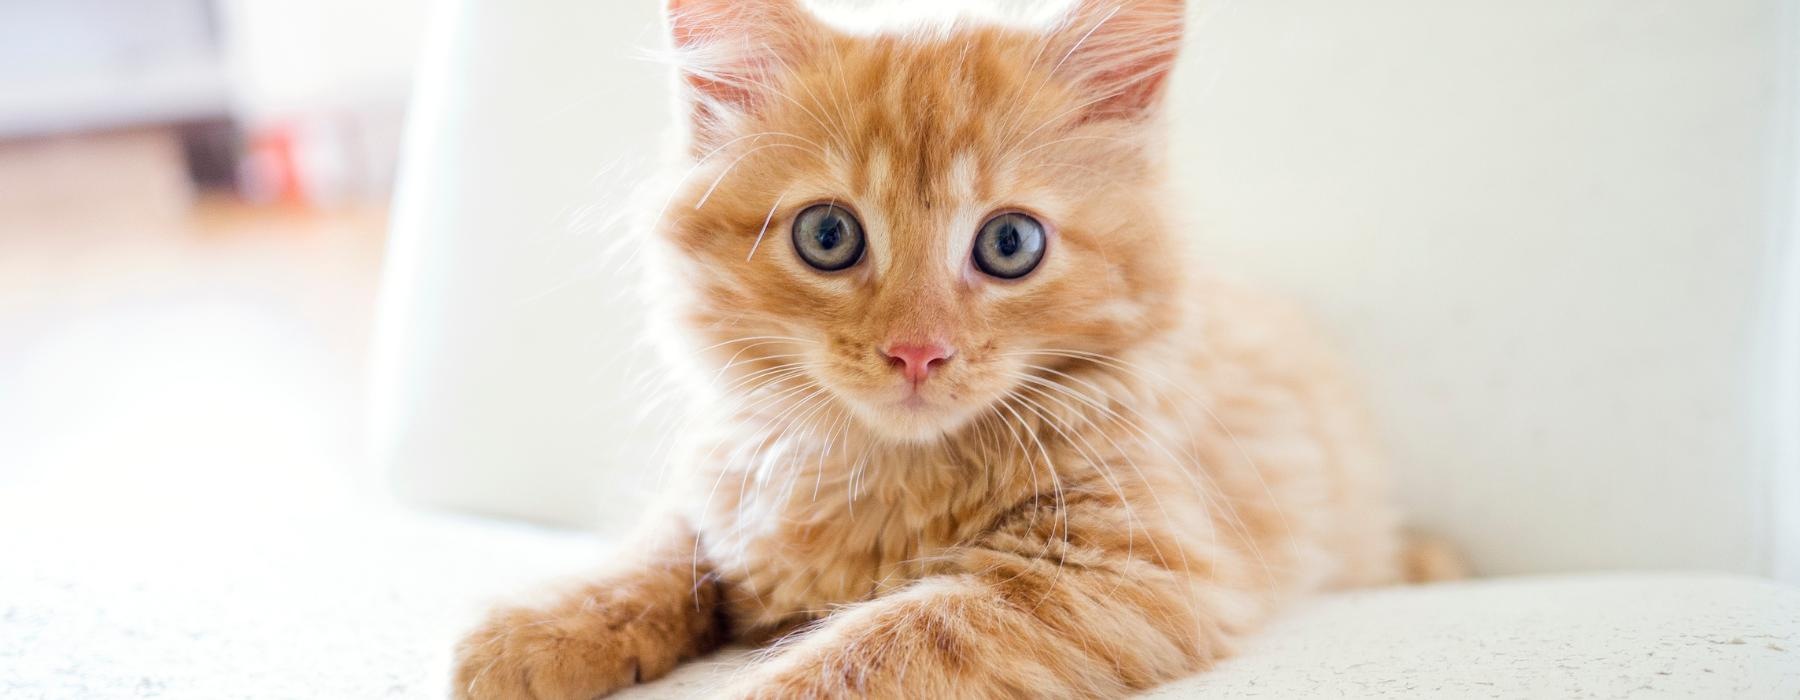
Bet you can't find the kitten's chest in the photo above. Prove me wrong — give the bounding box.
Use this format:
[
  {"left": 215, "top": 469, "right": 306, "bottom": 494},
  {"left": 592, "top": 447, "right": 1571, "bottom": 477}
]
[{"left": 690, "top": 450, "right": 992, "bottom": 635}]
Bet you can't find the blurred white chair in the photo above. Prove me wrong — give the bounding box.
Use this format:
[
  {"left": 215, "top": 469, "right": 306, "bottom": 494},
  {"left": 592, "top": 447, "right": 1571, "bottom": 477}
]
[{"left": 374, "top": 0, "right": 1800, "bottom": 695}]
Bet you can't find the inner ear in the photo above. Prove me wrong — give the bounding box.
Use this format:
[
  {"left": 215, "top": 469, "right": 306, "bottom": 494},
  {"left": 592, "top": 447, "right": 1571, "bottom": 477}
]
[
  {"left": 1049, "top": 0, "right": 1186, "bottom": 122},
  {"left": 665, "top": 0, "right": 816, "bottom": 152}
]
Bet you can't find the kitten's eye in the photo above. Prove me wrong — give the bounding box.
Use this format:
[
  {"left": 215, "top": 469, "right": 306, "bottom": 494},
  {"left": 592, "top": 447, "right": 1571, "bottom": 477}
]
[
  {"left": 972, "top": 212, "right": 1047, "bottom": 279},
  {"left": 791, "top": 204, "right": 865, "bottom": 272}
]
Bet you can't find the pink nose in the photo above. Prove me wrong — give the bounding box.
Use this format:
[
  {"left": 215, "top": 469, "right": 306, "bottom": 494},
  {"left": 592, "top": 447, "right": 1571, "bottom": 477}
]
[{"left": 883, "top": 342, "right": 954, "bottom": 383}]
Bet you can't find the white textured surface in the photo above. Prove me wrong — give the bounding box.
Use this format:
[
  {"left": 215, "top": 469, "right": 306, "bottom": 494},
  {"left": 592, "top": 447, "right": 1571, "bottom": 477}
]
[
  {"left": 3, "top": 481, "right": 1795, "bottom": 699},
  {"left": 0, "top": 494, "right": 604, "bottom": 699},
  {"left": 621, "top": 576, "right": 1800, "bottom": 699},
  {"left": 1170, "top": 575, "right": 1800, "bottom": 698}
]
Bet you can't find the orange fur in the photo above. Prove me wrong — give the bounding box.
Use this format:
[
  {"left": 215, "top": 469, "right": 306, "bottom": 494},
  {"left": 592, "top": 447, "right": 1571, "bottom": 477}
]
[{"left": 455, "top": 1, "right": 1438, "bottom": 697}]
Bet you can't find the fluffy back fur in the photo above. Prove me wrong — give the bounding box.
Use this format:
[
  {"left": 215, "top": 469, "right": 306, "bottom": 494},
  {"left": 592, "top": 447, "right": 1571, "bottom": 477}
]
[{"left": 455, "top": 2, "right": 1444, "bottom": 698}]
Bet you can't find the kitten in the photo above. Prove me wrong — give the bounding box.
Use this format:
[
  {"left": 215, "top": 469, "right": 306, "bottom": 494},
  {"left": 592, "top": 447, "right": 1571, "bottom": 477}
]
[{"left": 454, "top": 0, "right": 1457, "bottom": 697}]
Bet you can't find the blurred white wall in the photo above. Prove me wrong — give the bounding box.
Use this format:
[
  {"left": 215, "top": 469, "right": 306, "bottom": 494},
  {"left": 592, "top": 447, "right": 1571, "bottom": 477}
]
[
  {"left": 374, "top": 0, "right": 1799, "bottom": 581},
  {"left": 214, "top": 0, "right": 433, "bottom": 120}
]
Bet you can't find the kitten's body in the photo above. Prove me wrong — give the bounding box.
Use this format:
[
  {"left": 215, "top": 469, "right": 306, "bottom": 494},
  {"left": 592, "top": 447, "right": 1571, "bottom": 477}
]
[
  {"left": 455, "top": 2, "right": 1447, "bottom": 697},
  {"left": 694, "top": 277, "right": 1403, "bottom": 643}
]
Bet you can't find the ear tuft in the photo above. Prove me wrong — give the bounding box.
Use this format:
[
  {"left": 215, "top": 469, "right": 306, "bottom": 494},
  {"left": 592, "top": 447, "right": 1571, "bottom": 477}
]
[
  {"left": 666, "top": 0, "right": 802, "bottom": 52},
  {"left": 665, "top": 0, "right": 811, "bottom": 150},
  {"left": 1049, "top": 0, "right": 1186, "bottom": 121}
]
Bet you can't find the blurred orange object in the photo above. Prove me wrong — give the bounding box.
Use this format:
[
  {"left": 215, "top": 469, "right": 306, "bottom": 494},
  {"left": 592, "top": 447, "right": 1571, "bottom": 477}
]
[{"left": 241, "top": 122, "right": 306, "bottom": 206}]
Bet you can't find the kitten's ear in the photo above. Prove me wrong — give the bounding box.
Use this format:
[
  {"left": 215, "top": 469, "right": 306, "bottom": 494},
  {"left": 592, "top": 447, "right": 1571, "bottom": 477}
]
[
  {"left": 1049, "top": 0, "right": 1186, "bottom": 122},
  {"left": 665, "top": 0, "right": 812, "bottom": 151}
]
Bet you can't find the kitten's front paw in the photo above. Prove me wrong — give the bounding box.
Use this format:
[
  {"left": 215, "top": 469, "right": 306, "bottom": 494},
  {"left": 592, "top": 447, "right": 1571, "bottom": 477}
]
[{"left": 452, "top": 604, "right": 654, "bottom": 700}]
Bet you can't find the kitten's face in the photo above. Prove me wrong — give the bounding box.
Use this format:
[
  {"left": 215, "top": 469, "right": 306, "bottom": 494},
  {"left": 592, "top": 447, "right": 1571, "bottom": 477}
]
[{"left": 658, "top": 0, "right": 1184, "bottom": 442}]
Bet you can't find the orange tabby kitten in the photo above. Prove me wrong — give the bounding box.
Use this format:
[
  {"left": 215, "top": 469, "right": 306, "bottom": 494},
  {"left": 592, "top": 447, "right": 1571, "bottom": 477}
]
[{"left": 455, "top": 1, "right": 1456, "bottom": 697}]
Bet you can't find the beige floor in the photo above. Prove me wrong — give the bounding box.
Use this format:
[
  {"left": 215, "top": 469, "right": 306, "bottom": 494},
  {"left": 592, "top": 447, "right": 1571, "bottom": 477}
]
[
  {"left": 0, "top": 128, "right": 387, "bottom": 498},
  {"left": 0, "top": 132, "right": 611, "bottom": 698}
]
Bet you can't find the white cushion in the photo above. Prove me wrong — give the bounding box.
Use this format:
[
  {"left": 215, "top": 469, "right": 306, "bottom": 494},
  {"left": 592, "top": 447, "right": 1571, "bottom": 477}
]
[
  {"left": 621, "top": 576, "right": 1800, "bottom": 698},
  {"left": 376, "top": 0, "right": 1800, "bottom": 582},
  {"left": 1172, "top": 574, "right": 1799, "bottom": 697},
  {"left": 8, "top": 486, "right": 1790, "bottom": 698}
]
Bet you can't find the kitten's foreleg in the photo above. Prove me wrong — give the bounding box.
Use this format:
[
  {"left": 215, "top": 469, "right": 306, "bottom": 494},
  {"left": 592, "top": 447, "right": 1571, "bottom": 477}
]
[
  {"left": 453, "top": 522, "right": 725, "bottom": 700},
  {"left": 726, "top": 515, "right": 1223, "bottom": 699}
]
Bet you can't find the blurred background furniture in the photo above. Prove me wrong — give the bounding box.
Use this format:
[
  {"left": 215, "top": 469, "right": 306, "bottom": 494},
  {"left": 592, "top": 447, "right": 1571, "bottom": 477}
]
[
  {"left": 0, "top": 0, "right": 424, "bottom": 206},
  {"left": 0, "top": 0, "right": 226, "bottom": 137}
]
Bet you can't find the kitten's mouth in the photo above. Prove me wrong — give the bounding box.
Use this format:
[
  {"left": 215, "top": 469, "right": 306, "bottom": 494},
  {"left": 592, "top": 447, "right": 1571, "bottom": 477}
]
[{"left": 836, "top": 381, "right": 978, "bottom": 442}]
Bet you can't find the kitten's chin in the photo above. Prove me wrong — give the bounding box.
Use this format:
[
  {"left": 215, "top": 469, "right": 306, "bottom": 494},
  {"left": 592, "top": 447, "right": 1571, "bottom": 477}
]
[{"left": 847, "top": 397, "right": 981, "bottom": 444}]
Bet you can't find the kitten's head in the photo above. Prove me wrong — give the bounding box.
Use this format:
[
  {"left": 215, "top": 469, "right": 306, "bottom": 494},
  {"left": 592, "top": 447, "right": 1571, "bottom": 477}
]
[{"left": 654, "top": 0, "right": 1186, "bottom": 443}]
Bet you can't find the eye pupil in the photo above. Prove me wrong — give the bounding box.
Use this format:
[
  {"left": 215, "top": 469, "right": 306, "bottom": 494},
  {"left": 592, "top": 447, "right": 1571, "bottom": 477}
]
[
  {"left": 816, "top": 220, "right": 840, "bottom": 249},
  {"left": 996, "top": 225, "right": 1020, "bottom": 257}
]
